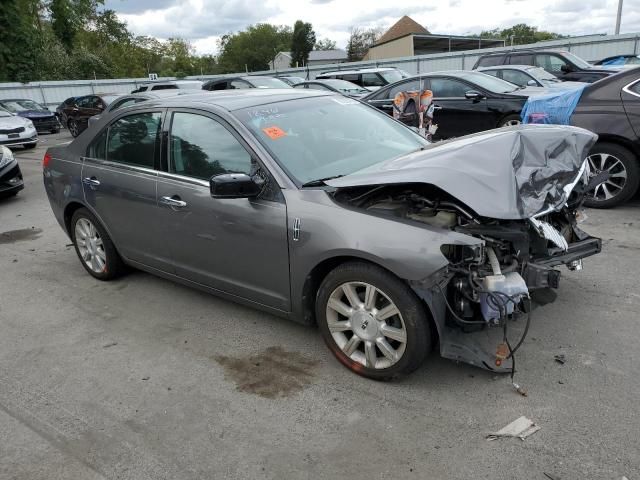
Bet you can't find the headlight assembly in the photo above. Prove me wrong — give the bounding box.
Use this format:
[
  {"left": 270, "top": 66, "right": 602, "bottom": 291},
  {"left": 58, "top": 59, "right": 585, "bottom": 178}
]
[{"left": 0, "top": 145, "right": 15, "bottom": 169}]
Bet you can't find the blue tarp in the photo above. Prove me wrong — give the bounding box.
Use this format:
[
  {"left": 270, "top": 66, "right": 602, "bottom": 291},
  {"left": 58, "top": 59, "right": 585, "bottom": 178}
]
[
  {"left": 602, "top": 56, "right": 626, "bottom": 66},
  {"left": 521, "top": 85, "right": 586, "bottom": 125}
]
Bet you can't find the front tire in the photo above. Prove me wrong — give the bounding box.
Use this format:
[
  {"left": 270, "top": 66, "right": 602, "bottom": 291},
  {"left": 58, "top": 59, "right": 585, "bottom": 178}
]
[
  {"left": 584, "top": 142, "right": 639, "bottom": 208},
  {"left": 71, "top": 208, "right": 125, "bottom": 280},
  {"left": 68, "top": 119, "right": 80, "bottom": 137},
  {"left": 316, "top": 261, "right": 431, "bottom": 380}
]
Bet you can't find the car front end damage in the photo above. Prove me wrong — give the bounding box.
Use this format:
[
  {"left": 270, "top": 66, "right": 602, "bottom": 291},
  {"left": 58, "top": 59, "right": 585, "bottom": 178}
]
[
  {"left": 0, "top": 146, "right": 24, "bottom": 196},
  {"left": 328, "top": 125, "right": 601, "bottom": 372}
]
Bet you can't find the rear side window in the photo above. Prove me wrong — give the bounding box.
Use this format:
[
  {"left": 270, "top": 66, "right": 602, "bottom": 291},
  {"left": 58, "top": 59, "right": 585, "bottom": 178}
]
[
  {"left": 307, "top": 84, "right": 331, "bottom": 91},
  {"left": 535, "top": 54, "right": 569, "bottom": 74},
  {"left": 386, "top": 79, "right": 423, "bottom": 99},
  {"left": 211, "top": 81, "right": 228, "bottom": 90},
  {"left": 509, "top": 53, "right": 534, "bottom": 66},
  {"left": 430, "top": 78, "right": 469, "bottom": 97},
  {"left": 340, "top": 74, "right": 360, "bottom": 83},
  {"left": 106, "top": 112, "right": 161, "bottom": 168},
  {"left": 150, "top": 84, "right": 177, "bottom": 91},
  {"left": 476, "top": 55, "right": 505, "bottom": 67},
  {"left": 362, "top": 73, "right": 385, "bottom": 87},
  {"left": 501, "top": 69, "right": 532, "bottom": 87},
  {"left": 628, "top": 81, "right": 640, "bottom": 95},
  {"left": 482, "top": 70, "right": 500, "bottom": 78}
]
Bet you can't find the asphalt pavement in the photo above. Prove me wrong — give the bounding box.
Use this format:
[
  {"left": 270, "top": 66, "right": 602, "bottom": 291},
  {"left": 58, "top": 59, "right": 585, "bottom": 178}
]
[{"left": 1, "top": 131, "right": 639, "bottom": 480}]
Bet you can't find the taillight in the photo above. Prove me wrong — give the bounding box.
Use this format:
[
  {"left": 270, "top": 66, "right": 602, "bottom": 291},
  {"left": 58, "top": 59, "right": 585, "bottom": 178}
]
[{"left": 43, "top": 152, "right": 52, "bottom": 168}]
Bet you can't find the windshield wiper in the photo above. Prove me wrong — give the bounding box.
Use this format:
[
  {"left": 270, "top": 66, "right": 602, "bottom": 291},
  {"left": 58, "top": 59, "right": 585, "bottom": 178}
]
[{"left": 301, "top": 175, "right": 345, "bottom": 188}]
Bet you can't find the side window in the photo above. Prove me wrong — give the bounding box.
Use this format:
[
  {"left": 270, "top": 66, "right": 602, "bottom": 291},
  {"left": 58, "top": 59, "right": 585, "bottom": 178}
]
[
  {"left": 88, "top": 130, "right": 107, "bottom": 159},
  {"left": 387, "top": 79, "right": 422, "bottom": 99},
  {"left": 362, "top": 73, "right": 385, "bottom": 87},
  {"left": 151, "top": 85, "right": 177, "bottom": 91},
  {"left": 341, "top": 74, "right": 359, "bottom": 84},
  {"left": 501, "top": 69, "right": 532, "bottom": 87},
  {"left": 430, "top": 78, "right": 469, "bottom": 97},
  {"left": 482, "top": 70, "right": 500, "bottom": 78},
  {"left": 630, "top": 82, "right": 640, "bottom": 95},
  {"left": 230, "top": 80, "right": 250, "bottom": 89},
  {"left": 509, "top": 54, "right": 534, "bottom": 66},
  {"left": 110, "top": 97, "right": 137, "bottom": 112},
  {"left": 293, "top": 84, "right": 307, "bottom": 89},
  {"left": 212, "top": 81, "right": 228, "bottom": 90},
  {"left": 536, "top": 54, "right": 568, "bottom": 74},
  {"left": 169, "top": 112, "right": 252, "bottom": 180},
  {"left": 307, "top": 84, "right": 331, "bottom": 91},
  {"left": 76, "top": 97, "right": 92, "bottom": 108},
  {"left": 106, "top": 112, "right": 161, "bottom": 168},
  {"left": 477, "top": 55, "right": 505, "bottom": 67}
]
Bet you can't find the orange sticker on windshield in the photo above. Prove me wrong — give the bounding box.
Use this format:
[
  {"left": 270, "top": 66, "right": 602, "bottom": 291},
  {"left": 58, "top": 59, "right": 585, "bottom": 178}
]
[{"left": 262, "top": 126, "right": 286, "bottom": 140}]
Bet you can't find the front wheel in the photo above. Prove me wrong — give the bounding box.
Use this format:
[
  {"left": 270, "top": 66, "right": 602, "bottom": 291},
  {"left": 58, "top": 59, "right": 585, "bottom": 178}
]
[
  {"left": 498, "top": 114, "right": 522, "bottom": 128},
  {"left": 68, "top": 119, "right": 80, "bottom": 137},
  {"left": 316, "top": 261, "right": 431, "bottom": 380},
  {"left": 71, "top": 208, "right": 125, "bottom": 280},
  {"left": 584, "top": 142, "right": 639, "bottom": 208}
]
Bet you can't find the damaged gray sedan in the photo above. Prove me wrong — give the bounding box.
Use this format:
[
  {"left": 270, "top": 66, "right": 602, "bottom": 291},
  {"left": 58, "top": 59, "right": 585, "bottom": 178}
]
[{"left": 43, "top": 90, "right": 601, "bottom": 380}]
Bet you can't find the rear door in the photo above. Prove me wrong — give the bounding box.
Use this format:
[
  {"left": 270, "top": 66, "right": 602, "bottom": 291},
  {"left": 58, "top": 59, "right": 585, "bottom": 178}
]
[
  {"left": 156, "top": 109, "right": 290, "bottom": 311},
  {"left": 429, "top": 77, "right": 494, "bottom": 138},
  {"left": 82, "top": 110, "right": 169, "bottom": 269},
  {"left": 622, "top": 79, "right": 640, "bottom": 138},
  {"left": 365, "top": 78, "right": 423, "bottom": 115}
]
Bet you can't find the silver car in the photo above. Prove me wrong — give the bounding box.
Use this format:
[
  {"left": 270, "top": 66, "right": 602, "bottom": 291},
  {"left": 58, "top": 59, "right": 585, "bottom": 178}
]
[
  {"left": 43, "top": 90, "right": 601, "bottom": 380},
  {"left": 0, "top": 107, "right": 38, "bottom": 149}
]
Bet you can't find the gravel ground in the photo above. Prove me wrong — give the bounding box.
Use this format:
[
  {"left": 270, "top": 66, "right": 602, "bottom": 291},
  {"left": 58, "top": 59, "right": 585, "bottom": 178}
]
[{"left": 1, "top": 132, "right": 638, "bottom": 480}]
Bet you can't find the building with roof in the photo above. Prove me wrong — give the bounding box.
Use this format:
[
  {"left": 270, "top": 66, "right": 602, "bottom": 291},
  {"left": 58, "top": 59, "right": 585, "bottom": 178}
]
[
  {"left": 270, "top": 49, "right": 348, "bottom": 70},
  {"left": 364, "top": 15, "right": 505, "bottom": 60}
]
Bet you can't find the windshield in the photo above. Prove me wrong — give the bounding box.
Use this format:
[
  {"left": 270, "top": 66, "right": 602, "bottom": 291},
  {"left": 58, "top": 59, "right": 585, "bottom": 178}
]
[
  {"left": 526, "top": 66, "right": 560, "bottom": 82},
  {"left": 236, "top": 96, "right": 428, "bottom": 185},
  {"left": 454, "top": 71, "right": 520, "bottom": 93},
  {"left": 0, "top": 99, "right": 46, "bottom": 112},
  {"left": 562, "top": 51, "right": 591, "bottom": 69},
  {"left": 0, "top": 109, "right": 12, "bottom": 117},
  {"left": 379, "top": 70, "right": 406, "bottom": 83},
  {"left": 323, "top": 80, "right": 369, "bottom": 94},
  {"left": 246, "top": 77, "right": 291, "bottom": 88}
]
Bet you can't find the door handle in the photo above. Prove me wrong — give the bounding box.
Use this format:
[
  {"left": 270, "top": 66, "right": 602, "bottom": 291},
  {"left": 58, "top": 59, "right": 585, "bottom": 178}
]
[
  {"left": 82, "top": 177, "right": 100, "bottom": 187},
  {"left": 432, "top": 105, "right": 443, "bottom": 111},
  {"left": 160, "top": 195, "right": 187, "bottom": 208},
  {"left": 381, "top": 104, "right": 393, "bottom": 108}
]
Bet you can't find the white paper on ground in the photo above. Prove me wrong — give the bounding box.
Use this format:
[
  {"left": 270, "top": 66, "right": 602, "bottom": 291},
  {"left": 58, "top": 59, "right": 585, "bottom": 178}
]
[{"left": 486, "top": 416, "right": 541, "bottom": 441}]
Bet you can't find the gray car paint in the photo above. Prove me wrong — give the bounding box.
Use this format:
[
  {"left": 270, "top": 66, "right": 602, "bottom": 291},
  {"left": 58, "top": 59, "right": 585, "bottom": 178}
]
[{"left": 43, "top": 90, "right": 599, "bottom": 373}]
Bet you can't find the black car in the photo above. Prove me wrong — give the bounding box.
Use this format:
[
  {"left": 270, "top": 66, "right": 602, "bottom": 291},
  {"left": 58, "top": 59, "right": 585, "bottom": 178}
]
[
  {"left": 202, "top": 76, "right": 291, "bottom": 91},
  {"left": 0, "top": 98, "right": 60, "bottom": 133},
  {"left": 0, "top": 146, "right": 24, "bottom": 198},
  {"left": 473, "top": 50, "right": 617, "bottom": 83},
  {"left": 571, "top": 67, "right": 640, "bottom": 208},
  {"left": 363, "top": 71, "right": 543, "bottom": 139}
]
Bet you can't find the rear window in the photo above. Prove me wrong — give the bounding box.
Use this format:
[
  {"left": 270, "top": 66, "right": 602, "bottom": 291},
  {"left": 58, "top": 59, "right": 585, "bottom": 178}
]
[{"left": 476, "top": 55, "right": 505, "bottom": 67}]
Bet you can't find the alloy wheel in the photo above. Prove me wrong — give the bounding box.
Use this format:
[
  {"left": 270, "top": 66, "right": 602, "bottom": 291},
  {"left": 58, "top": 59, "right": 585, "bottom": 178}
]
[
  {"left": 326, "top": 282, "right": 407, "bottom": 369},
  {"left": 75, "top": 218, "right": 107, "bottom": 273},
  {"left": 586, "top": 152, "right": 628, "bottom": 202},
  {"left": 69, "top": 120, "right": 78, "bottom": 137}
]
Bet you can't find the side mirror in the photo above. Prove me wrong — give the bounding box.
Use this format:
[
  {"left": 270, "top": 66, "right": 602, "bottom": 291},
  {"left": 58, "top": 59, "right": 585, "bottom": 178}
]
[
  {"left": 527, "top": 79, "right": 538, "bottom": 87},
  {"left": 560, "top": 64, "right": 573, "bottom": 73},
  {"left": 465, "top": 90, "right": 484, "bottom": 101},
  {"left": 210, "top": 173, "right": 261, "bottom": 199}
]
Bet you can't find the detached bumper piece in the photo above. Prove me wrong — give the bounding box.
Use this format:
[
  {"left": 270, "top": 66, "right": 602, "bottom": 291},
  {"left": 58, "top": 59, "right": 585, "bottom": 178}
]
[{"left": 0, "top": 163, "right": 24, "bottom": 195}]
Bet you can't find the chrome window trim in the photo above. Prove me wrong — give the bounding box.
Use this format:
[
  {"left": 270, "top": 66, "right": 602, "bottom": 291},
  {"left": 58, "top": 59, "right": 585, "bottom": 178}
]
[
  {"left": 622, "top": 80, "right": 640, "bottom": 98},
  {"left": 157, "top": 171, "right": 209, "bottom": 188},
  {"left": 82, "top": 156, "right": 158, "bottom": 176}
]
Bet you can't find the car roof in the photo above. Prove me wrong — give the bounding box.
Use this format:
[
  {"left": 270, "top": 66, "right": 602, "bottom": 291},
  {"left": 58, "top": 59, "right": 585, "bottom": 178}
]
[
  {"left": 477, "top": 65, "right": 535, "bottom": 71},
  {"left": 318, "top": 67, "right": 398, "bottom": 75},
  {"left": 140, "top": 89, "right": 332, "bottom": 111}
]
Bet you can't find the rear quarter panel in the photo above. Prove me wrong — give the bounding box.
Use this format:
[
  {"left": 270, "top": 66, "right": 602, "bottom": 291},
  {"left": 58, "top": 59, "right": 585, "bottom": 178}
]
[{"left": 43, "top": 145, "right": 84, "bottom": 236}]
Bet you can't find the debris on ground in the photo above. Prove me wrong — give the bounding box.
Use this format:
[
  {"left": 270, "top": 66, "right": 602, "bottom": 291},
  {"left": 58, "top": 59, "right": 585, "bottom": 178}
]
[
  {"left": 544, "top": 473, "right": 561, "bottom": 480},
  {"left": 141, "top": 376, "right": 150, "bottom": 381},
  {"left": 102, "top": 342, "right": 118, "bottom": 348},
  {"left": 487, "top": 416, "right": 541, "bottom": 441},
  {"left": 554, "top": 354, "right": 566, "bottom": 365}
]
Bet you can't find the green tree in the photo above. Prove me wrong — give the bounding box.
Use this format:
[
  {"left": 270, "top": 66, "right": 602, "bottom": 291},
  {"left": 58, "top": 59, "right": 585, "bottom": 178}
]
[
  {"left": 290, "top": 20, "right": 315, "bottom": 67},
  {"left": 315, "top": 38, "right": 337, "bottom": 50},
  {"left": 217, "top": 24, "right": 292, "bottom": 73},
  {"left": 49, "top": 0, "right": 103, "bottom": 52},
  {"left": 0, "top": 0, "right": 41, "bottom": 82},
  {"left": 480, "top": 23, "right": 565, "bottom": 46},
  {"left": 346, "top": 26, "right": 381, "bottom": 62}
]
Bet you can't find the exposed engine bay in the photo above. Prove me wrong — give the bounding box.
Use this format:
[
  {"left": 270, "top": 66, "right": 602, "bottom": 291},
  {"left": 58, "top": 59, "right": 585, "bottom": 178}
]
[{"left": 333, "top": 179, "right": 602, "bottom": 373}]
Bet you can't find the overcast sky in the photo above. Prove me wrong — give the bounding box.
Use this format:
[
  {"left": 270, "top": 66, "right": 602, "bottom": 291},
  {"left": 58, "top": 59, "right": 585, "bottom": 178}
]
[{"left": 103, "top": 0, "right": 640, "bottom": 55}]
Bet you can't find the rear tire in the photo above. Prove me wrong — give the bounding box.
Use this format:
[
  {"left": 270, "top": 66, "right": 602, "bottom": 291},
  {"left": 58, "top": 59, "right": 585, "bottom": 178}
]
[
  {"left": 498, "top": 114, "right": 522, "bottom": 128},
  {"left": 584, "top": 142, "right": 639, "bottom": 208},
  {"left": 316, "top": 261, "right": 431, "bottom": 380},
  {"left": 71, "top": 208, "right": 125, "bottom": 280},
  {"left": 68, "top": 119, "right": 80, "bottom": 137}
]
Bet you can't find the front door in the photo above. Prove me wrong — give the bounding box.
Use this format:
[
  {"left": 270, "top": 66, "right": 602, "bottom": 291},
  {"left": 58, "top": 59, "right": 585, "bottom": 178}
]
[
  {"left": 429, "top": 77, "right": 493, "bottom": 138},
  {"left": 156, "top": 110, "right": 291, "bottom": 311},
  {"left": 82, "top": 110, "right": 170, "bottom": 270}
]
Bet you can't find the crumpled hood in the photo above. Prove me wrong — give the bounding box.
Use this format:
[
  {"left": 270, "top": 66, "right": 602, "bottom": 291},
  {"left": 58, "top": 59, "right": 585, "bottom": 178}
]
[{"left": 328, "top": 125, "right": 598, "bottom": 220}]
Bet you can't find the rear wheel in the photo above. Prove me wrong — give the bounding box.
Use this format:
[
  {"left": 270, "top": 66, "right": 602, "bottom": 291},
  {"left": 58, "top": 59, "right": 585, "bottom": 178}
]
[
  {"left": 316, "top": 261, "right": 431, "bottom": 380},
  {"left": 498, "top": 114, "right": 522, "bottom": 128},
  {"left": 584, "top": 142, "right": 639, "bottom": 208},
  {"left": 71, "top": 208, "right": 125, "bottom": 280},
  {"left": 68, "top": 119, "right": 80, "bottom": 137}
]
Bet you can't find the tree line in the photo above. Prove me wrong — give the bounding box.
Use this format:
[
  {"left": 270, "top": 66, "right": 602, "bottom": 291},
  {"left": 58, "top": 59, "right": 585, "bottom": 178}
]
[{"left": 0, "top": 1, "right": 565, "bottom": 84}]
